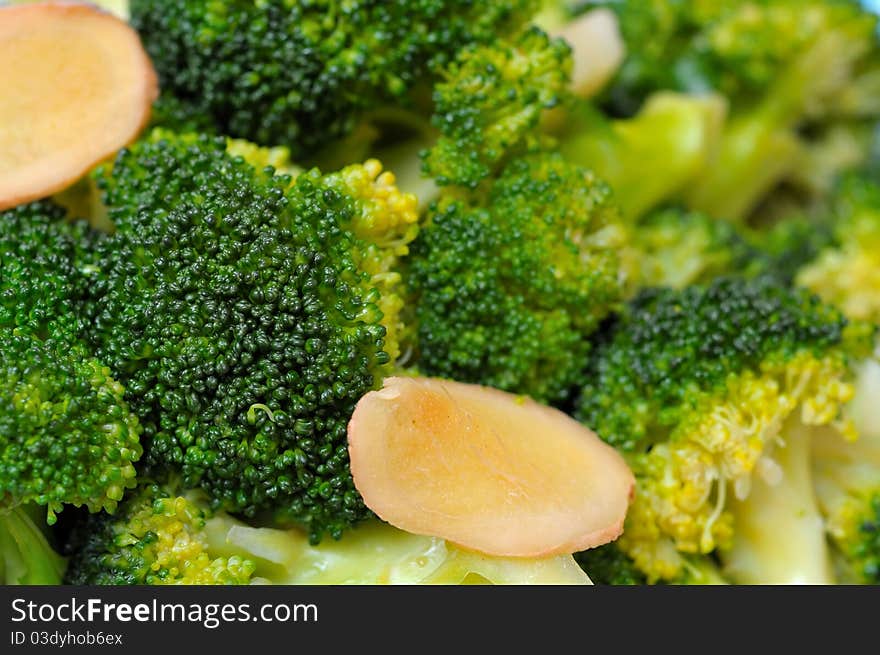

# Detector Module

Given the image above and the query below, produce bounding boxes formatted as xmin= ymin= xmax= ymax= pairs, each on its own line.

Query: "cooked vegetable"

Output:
xmin=594 ymin=0 xmax=880 ymax=221
xmin=65 ymin=480 xmax=591 ymax=584
xmin=130 ymin=0 xmax=540 ymax=159
xmin=0 ymin=1 xmax=156 ymax=210
xmin=348 ymin=376 xmax=634 ymax=558
xmin=85 ymin=130 xmax=417 ymax=541
xmin=575 ymin=276 xmax=870 ymax=583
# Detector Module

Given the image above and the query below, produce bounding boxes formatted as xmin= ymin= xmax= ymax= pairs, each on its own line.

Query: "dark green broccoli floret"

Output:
xmin=575 ymin=276 xmax=870 ymax=582
xmin=422 ymin=26 xmax=572 ymax=188
xmin=86 ymin=130 xmax=418 ymax=541
xmin=131 ymin=0 xmax=539 ymax=158
xmin=408 ymin=151 xmax=626 ymax=404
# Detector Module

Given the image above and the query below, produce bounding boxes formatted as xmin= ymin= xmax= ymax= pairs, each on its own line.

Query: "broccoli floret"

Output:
xmin=407 ymin=151 xmax=626 ymax=404
xmin=423 ymin=27 xmax=572 ymax=189
xmin=66 ymin=482 xmax=589 ymax=585
xmin=575 ymin=276 xmax=869 ymax=582
xmin=131 ymin=0 xmax=540 ymax=158
xmin=813 ymin=418 xmax=880 ymax=583
xmin=86 ymin=130 xmax=418 ymax=541
xmin=557 ymin=92 xmax=726 ymax=221
xmin=575 ymin=542 xmax=728 ymax=585
xmin=0 ymin=204 xmax=143 ymax=516
xmin=0 ymin=202 xmax=143 ymax=582
xmin=631 ymin=208 xmax=757 ymax=289
xmin=796 ymin=174 xmax=880 ymax=324
xmin=751 ymin=216 xmax=838 ymax=285
xmin=64 ymin=482 xmax=256 ymax=585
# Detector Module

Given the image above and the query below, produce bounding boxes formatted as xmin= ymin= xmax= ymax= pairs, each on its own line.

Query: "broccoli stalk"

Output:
xmin=0 ymin=505 xmax=66 ymax=585
xmin=722 ymin=417 xmax=835 ymax=584
xmin=557 ymin=92 xmax=727 ymax=221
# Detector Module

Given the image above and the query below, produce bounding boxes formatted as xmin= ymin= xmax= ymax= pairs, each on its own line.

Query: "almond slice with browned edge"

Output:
xmin=0 ymin=1 xmax=157 ymax=211
xmin=348 ymin=376 xmax=635 ymax=558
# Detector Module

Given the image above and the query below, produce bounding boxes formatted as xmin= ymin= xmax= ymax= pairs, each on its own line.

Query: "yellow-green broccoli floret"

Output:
xmin=64 ymin=483 xmax=256 ymax=585
xmin=575 ymin=276 xmax=870 ymax=582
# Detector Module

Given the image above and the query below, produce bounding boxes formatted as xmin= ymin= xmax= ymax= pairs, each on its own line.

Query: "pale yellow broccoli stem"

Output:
xmin=722 ymin=417 xmax=835 ymax=584
xmin=206 ymin=519 xmax=591 ymax=585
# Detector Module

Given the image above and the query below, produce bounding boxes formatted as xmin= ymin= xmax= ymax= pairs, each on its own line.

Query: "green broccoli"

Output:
xmin=63 ymin=482 xmax=256 ymax=585
xmin=593 ymin=0 xmax=880 ymax=221
xmin=575 ymin=276 xmax=870 ymax=583
xmin=130 ymin=0 xmax=540 ymax=159
xmin=407 ymin=151 xmax=626 ymax=405
xmin=796 ymin=174 xmax=880 ymax=323
xmin=778 ymin=173 xmax=880 ymax=583
xmin=575 ymin=542 xmax=728 ymax=585
xmin=85 ymin=130 xmax=418 ymax=541
xmin=65 ymin=480 xmax=590 ymax=585
xmin=423 ymin=26 xmax=572 ymax=189
xmin=0 ymin=201 xmax=145 ymax=584
xmin=630 ymin=208 xmax=757 ymax=289
xmin=811 ymin=357 xmax=880 ymax=584
xmin=0 ymin=505 xmax=66 ymax=585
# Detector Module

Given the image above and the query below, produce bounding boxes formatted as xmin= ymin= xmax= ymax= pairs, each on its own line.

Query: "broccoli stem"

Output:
xmin=850 ymin=355 xmax=880 ymax=442
xmin=722 ymin=418 xmax=835 ymax=584
xmin=560 ymin=92 xmax=726 ymax=221
xmin=0 ymin=505 xmax=67 ymax=585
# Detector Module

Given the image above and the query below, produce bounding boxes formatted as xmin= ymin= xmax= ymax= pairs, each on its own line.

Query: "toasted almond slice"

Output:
xmin=0 ymin=1 xmax=157 ymax=210
xmin=348 ymin=376 xmax=634 ymax=558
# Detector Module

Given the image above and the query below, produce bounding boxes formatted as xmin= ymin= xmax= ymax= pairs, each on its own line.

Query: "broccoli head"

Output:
xmin=408 ymin=151 xmax=626 ymax=404
xmin=87 ymin=130 xmax=418 ymax=541
xmin=630 ymin=207 xmax=757 ymax=289
xmin=575 ymin=276 xmax=869 ymax=582
xmin=64 ymin=482 xmax=256 ymax=585
xmin=423 ymin=26 xmax=572 ymax=189
xmin=131 ymin=0 xmax=540 ymax=158
xmin=0 ymin=201 xmax=143 ymax=583
xmin=796 ymin=174 xmax=880 ymax=324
